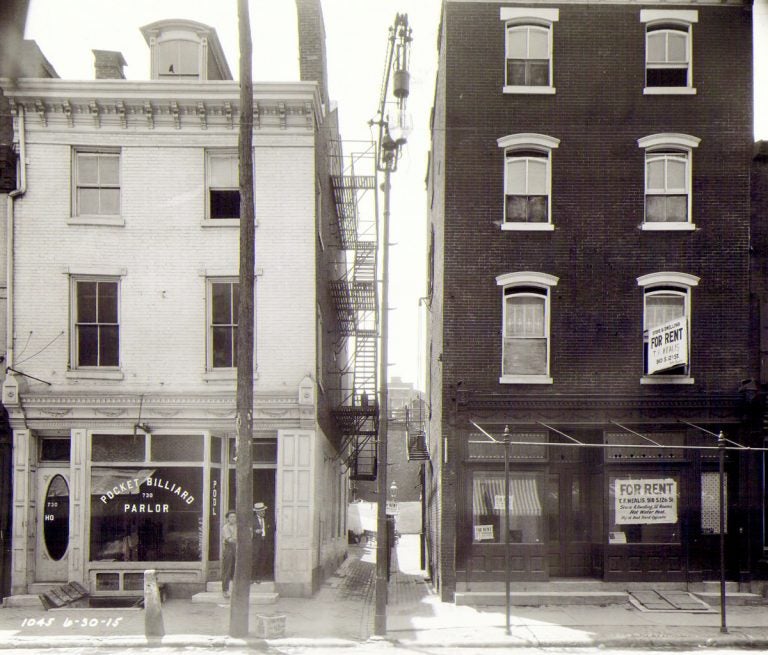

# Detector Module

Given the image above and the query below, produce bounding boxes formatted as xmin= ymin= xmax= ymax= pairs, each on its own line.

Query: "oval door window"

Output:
xmin=43 ymin=475 xmax=70 ymax=561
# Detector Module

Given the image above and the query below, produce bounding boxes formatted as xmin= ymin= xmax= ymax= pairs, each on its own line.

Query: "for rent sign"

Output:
xmin=648 ymin=317 xmax=687 ymax=374
xmin=615 ymin=478 xmax=678 ymax=524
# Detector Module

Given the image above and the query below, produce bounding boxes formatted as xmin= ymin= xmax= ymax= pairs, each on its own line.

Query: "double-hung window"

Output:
xmin=72 ymin=278 xmax=120 ymax=369
xmin=641 ymin=10 xmax=698 ymax=94
xmin=638 ymin=134 xmax=699 ymax=231
xmin=501 ymin=8 xmax=558 ymax=94
xmin=208 ymin=279 xmax=239 ymax=369
xmin=498 ymin=134 xmax=559 ymax=230
xmin=638 ymin=272 xmax=699 ymax=383
xmin=73 ymin=150 xmax=120 ymax=217
xmin=497 ymin=272 xmax=558 ymax=384
xmin=206 ymin=151 xmax=240 ymax=221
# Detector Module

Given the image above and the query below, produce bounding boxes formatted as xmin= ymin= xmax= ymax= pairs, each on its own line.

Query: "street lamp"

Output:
xmin=373 ymin=13 xmax=412 ymax=638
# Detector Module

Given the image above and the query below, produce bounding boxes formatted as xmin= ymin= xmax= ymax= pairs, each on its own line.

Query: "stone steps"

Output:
xmin=191 ymin=581 xmax=278 ymax=605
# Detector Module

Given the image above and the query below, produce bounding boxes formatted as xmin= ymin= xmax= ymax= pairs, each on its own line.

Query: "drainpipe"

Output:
xmin=6 ymin=103 xmax=25 ymax=372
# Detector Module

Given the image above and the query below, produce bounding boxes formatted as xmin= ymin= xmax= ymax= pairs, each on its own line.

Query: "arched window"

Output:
xmin=637 ymin=272 xmax=699 ymax=383
xmin=641 ymin=10 xmax=698 ymax=94
xmin=501 ymin=8 xmax=559 ymax=94
xmin=638 ymin=133 xmax=700 ymax=230
xmin=498 ymin=134 xmax=559 ymax=231
xmin=496 ymin=272 xmax=558 ymax=383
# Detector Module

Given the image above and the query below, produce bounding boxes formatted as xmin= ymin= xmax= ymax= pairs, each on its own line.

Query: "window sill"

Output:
xmin=68 ymin=215 xmax=125 ymax=227
xmin=66 ymin=369 xmax=124 ymax=380
xmin=641 ymin=223 xmax=696 ymax=232
xmin=499 ymin=375 xmax=553 ymax=385
xmin=640 ymin=375 xmax=694 ymax=385
xmin=643 ymin=87 xmax=697 ymax=96
xmin=201 ymin=219 xmax=241 ymax=228
xmin=503 ymin=86 xmax=556 ymax=95
xmin=501 ymin=223 xmax=554 ymax=232
xmin=202 ymin=370 xmax=259 ymax=382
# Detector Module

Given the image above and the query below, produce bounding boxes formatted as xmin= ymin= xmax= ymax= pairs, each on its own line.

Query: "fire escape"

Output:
xmin=330 ymin=141 xmax=380 ymax=480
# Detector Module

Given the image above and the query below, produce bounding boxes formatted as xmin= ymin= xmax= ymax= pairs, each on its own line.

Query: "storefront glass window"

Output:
xmin=608 ymin=473 xmax=680 ymax=544
xmin=472 ymin=471 xmax=544 ymax=544
xmin=89 ymin=465 xmax=202 ymax=562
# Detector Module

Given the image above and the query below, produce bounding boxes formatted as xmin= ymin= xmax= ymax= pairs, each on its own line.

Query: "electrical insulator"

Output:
xmin=393 ymin=70 xmax=410 ymax=99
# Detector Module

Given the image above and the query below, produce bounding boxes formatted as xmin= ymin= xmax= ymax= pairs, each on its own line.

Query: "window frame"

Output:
xmin=71 ymin=149 xmax=123 ymax=226
xmin=69 ymin=275 xmax=121 ymax=374
xmin=205 ymin=150 xmax=240 ymax=225
xmin=496 ymin=272 xmax=559 ymax=384
xmin=497 ymin=134 xmax=559 ymax=231
xmin=637 ymin=272 xmax=699 ymax=384
xmin=641 ymin=10 xmax=698 ymax=95
xmin=638 ymin=133 xmax=700 ymax=231
xmin=156 ymin=37 xmax=202 ymax=80
xmin=500 ymin=8 xmax=559 ymax=95
xmin=207 ymin=278 xmax=239 ymax=372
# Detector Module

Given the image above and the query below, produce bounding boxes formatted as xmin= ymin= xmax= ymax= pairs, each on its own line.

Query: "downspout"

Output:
xmin=6 ymin=103 xmax=25 ymax=372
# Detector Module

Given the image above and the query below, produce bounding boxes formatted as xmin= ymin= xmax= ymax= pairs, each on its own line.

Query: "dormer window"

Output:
xmin=141 ymin=19 xmax=233 ymax=82
xmin=158 ymin=39 xmax=200 ymax=79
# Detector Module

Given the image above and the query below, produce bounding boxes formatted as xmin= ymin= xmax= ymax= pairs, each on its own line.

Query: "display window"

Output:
xmin=471 ymin=471 xmax=544 ymax=544
xmin=607 ymin=472 xmax=680 ymax=544
xmin=89 ymin=433 xmax=204 ymax=562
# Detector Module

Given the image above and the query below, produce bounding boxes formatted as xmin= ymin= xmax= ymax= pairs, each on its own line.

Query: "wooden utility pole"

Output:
xmin=229 ymin=0 xmax=255 ymax=638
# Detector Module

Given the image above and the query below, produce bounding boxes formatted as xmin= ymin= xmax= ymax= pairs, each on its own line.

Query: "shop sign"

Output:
xmin=493 ymin=494 xmax=513 ymax=511
xmin=615 ymin=478 xmax=677 ymax=524
xmin=474 ymin=524 xmax=494 ymax=541
xmin=648 ymin=317 xmax=687 ymax=374
xmin=386 ymin=501 xmax=398 ymax=515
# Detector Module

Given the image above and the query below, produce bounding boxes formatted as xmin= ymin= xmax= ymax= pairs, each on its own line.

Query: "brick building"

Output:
xmin=0 ymin=2 xmax=373 ymax=601
xmin=425 ymin=0 xmax=761 ymax=602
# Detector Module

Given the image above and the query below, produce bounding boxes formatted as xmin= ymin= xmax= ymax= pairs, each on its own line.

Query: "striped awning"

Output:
xmin=472 ymin=477 xmax=542 ymax=516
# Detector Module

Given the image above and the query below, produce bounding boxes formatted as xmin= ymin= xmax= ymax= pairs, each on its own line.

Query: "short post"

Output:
xmin=144 ymin=569 xmax=165 ymax=637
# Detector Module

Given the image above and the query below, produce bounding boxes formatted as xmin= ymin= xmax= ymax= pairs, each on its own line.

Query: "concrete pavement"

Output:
xmin=2 ymin=535 xmax=768 ymax=649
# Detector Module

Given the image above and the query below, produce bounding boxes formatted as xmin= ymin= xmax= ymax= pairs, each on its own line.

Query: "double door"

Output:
xmin=546 ymin=463 xmax=594 ymax=577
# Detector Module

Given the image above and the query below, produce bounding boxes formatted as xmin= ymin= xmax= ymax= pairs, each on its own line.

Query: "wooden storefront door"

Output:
xmin=546 ymin=466 xmax=593 ymax=577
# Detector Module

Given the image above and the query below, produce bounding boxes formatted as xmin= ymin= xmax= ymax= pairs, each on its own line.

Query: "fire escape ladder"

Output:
xmin=329 ymin=142 xmax=381 ymax=480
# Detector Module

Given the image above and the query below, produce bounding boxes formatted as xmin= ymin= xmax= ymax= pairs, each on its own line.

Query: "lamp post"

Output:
xmin=503 ymin=426 xmax=511 ymax=635
xmin=718 ymin=430 xmax=728 ymax=633
xmin=373 ymin=13 xmax=412 ymax=638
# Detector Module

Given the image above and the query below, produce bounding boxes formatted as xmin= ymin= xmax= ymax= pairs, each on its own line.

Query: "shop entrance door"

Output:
xmin=546 ymin=465 xmax=593 ymax=577
xmin=228 ymin=468 xmax=276 ymax=581
xmin=35 ymin=468 xmax=71 ymax=582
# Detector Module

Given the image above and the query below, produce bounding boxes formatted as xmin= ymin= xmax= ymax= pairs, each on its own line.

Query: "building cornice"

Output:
xmin=449 ymin=0 xmax=746 ymax=5
xmin=0 ymin=79 xmax=322 ymax=131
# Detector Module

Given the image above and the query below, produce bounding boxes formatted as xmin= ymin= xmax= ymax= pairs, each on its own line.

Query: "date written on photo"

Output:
xmin=21 ymin=617 xmax=124 ymax=628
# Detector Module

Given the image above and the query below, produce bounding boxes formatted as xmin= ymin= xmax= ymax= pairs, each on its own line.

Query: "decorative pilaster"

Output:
xmin=11 ymin=429 xmax=32 ymax=595
xmin=68 ymin=429 xmax=87 ymax=583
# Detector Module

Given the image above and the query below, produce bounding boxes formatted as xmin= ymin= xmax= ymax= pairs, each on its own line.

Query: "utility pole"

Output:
xmin=229 ymin=0 xmax=255 ymax=638
xmin=372 ymin=13 xmax=412 ymax=637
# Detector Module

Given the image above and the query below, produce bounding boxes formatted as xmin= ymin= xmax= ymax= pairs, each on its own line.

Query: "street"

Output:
xmin=0 ymin=647 xmax=761 ymax=655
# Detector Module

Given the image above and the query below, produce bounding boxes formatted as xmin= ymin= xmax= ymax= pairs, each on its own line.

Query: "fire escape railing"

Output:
xmin=329 ymin=141 xmax=380 ymax=480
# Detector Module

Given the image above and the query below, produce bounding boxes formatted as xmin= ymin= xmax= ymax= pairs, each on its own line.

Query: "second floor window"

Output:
xmin=74 ymin=151 xmax=120 ymax=216
xmin=209 ymin=280 xmax=239 ymax=369
xmin=505 ymin=150 xmax=549 ymax=224
xmin=73 ymin=279 xmax=119 ymax=368
xmin=645 ymin=150 xmax=689 ymax=223
xmin=207 ymin=151 xmax=240 ymax=219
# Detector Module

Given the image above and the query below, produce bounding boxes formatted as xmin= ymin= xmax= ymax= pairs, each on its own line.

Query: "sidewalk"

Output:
xmin=2 ymin=535 xmax=768 ymax=649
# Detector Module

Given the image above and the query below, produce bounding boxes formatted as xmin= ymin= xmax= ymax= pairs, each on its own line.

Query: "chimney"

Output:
xmin=295 ymin=0 xmax=331 ymax=109
xmin=93 ymin=50 xmax=126 ymax=80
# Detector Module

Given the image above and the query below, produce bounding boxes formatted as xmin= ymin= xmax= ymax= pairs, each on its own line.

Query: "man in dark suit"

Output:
xmin=251 ymin=502 xmax=270 ymax=583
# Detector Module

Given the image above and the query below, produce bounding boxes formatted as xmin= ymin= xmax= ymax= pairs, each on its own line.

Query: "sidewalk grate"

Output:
xmin=629 ymin=589 xmax=714 ymax=613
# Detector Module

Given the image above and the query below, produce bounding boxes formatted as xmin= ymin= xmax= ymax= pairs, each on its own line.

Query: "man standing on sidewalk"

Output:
xmin=221 ymin=510 xmax=237 ymax=598
xmin=252 ymin=502 xmax=269 ymax=583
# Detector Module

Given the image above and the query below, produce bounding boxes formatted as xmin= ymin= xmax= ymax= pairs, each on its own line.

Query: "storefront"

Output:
xmin=458 ymin=423 xmax=750 ymax=585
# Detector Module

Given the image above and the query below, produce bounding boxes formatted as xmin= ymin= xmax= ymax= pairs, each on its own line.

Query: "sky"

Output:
xmin=23 ymin=0 xmax=768 ymax=391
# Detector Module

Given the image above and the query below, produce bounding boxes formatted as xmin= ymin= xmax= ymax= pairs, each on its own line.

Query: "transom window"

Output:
xmin=638 ymin=272 xmax=699 ymax=383
xmin=74 ymin=151 xmax=120 ymax=216
xmin=207 ymin=151 xmax=240 ymax=220
xmin=497 ymin=272 xmax=558 ymax=384
xmin=157 ymin=39 xmax=200 ymax=79
xmin=208 ymin=280 xmax=239 ymax=369
xmin=638 ymin=134 xmax=699 ymax=230
xmin=72 ymin=278 xmax=120 ymax=368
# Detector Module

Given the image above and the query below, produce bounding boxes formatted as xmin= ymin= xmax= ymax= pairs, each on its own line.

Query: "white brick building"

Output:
xmin=0 ymin=11 xmax=361 ymax=601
